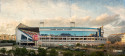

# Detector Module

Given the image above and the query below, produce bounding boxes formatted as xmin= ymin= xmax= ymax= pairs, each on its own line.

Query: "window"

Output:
xmin=80 ymin=38 xmax=83 ymax=40
xmin=95 ymin=38 xmax=97 ymax=40
xmin=101 ymin=39 xmax=103 ymax=40
xmin=75 ymin=38 xmax=79 ymax=40
xmin=84 ymin=38 xmax=87 ymax=40
xmin=92 ymin=38 xmax=94 ymax=40
xmin=71 ymin=38 xmax=74 ymax=40
xmin=51 ymin=38 xmax=54 ymax=40
xmin=63 ymin=38 xmax=66 ymax=40
xmin=21 ymin=34 xmax=27 ymax=40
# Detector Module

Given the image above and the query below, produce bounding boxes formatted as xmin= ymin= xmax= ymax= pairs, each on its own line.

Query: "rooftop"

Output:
xmin=40 ymin=27 xmax=98 ymax=29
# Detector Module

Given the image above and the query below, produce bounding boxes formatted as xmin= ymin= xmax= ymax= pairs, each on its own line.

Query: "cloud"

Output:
xmin=106 ymin=6 xmax=125 ymax=20
xmin=90 ymin=13 xmax=120 ymax=26
xmin=1 ymin=0 xmax=90 ymax=19
xmin=0 ymin=0 xmax=91 ymax=34
xmin=22 ymin=13 xmax=119 ymax=27
xmin=0 ymin=18 xmax=19 ymax=34
xmin=0 ymin=0 xmax=124 ymax=37
xmin=104 ymin=24 xmax=122 ymax=37
xmin=21 ymin=16 xmax=91 ymax=27
xmin=102 ymin=6 xmax=125 ymax=36
xmin=116 ymin=20 xmax=125 ymax=26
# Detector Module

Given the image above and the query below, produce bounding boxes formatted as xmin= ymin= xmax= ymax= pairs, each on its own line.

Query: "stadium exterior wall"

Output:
xmin=16 ymin=25 xmax=107 ymax=46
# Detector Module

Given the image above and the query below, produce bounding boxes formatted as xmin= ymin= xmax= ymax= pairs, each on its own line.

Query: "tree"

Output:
xmin=0 ymin=48 xmax=6 ymax=55
xmin=28 ymin=50 xmax=36 ymax=56
xmin=7 ymin=50 xmax=13 ymax=56
xmin=21 ymin=47 xmax=28 ymax=56
xmin=76 ymin=43 xmax=81 ymax=46
xmin=13 ymin=47 xmax=28 ymax=56
xmin=90 ymin=51 xmax=104 ymax=56
xmin=49 ymin=49 xmax=58 ymax=56
xmin=13 ymin=47 xmax=21 ymax=56
xmin=75 ymin=51 xmax=85 ymax=56
xmin=113 ymin=42 xmax=123 ymax=49
xmin=63 ymin=51 xmax=73 ymax=56
xmin=98 ymin=44 xmax=104 ymax=49
xmin=38 ymin=48 xmax=47 ymax=56
xmin=90 ymin=51 xmax=97 ymax=56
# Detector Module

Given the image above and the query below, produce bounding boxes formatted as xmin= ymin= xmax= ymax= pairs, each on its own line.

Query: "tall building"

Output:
xmin=16 ymin=23 xmax=107 ymax=46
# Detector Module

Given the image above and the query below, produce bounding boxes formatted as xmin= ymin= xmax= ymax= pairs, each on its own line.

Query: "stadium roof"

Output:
xmin=40 ymin=27 xmax=98 ymax=29
xmin=17 ymin=23 xmax=39 ymax=32
xmin=17 ymin=23 xmax=29 ymax=28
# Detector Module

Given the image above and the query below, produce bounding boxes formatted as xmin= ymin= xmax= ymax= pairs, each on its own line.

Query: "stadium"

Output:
xmin=16 ymin=23 xmax=107 ymax=47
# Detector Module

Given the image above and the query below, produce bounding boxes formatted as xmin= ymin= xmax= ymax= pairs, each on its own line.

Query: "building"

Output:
xmin=0 ymin=34 xmax=16 ymax=40
xmin=16 ymin=23 xmax=107 ymax=46
xmin=109 ymin=33 xmax=125 ymax=44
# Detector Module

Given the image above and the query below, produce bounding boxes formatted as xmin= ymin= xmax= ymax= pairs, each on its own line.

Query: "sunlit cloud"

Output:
xmin=0 ymin=0 xmax=124 ymax=37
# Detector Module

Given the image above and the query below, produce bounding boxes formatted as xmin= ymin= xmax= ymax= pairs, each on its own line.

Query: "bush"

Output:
xmin=75 ymin=51 xmax=85 ymax=56
xmin=0 ymin=48 xmax=6 ymax=55
xmin=90 ymin=51 xmax=104 ymax=56
xmin=49 ymin=49 xmax=58 ymax=56
xmin=28 ymin=50 xmax=36 ymax=56
xmin=76 ymin=43 xmax=81 ymax=46
xmin=13 ymin=47 xmax=28 ymax=56
xmin=7 ymin=50 xmax=13 ymax=56
xmin=38 ymin=48 xmax=47 ymax=56
xmin=63 ymin=51 xmax=73 ymax=56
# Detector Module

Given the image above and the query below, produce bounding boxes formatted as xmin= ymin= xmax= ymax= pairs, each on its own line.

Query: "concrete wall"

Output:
xmin=41 ymin=42 xmax=106 ymax=47
xmin=39 ymin=40 xmax=106 ymax=47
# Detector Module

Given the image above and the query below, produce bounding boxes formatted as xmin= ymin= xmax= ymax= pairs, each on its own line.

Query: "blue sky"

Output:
xmin=0 ymin=0 xmax=125 ymax=37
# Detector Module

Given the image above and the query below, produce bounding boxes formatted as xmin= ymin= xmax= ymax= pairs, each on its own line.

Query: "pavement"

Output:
xmin=0 ymin=46 xmax=12 ymax=51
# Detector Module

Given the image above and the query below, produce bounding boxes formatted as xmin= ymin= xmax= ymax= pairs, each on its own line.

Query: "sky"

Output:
xmin=0 ymin=0 xmax=125 ymax=37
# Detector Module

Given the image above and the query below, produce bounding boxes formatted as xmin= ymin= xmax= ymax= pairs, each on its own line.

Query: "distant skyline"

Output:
xmin=0 ymin=0 xmax=125 ymax=37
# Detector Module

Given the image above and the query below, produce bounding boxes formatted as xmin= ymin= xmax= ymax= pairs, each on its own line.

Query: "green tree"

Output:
xmin=49 ymin=49 xmax=58 ymax=56
xmin=76 ymin=43 xmax=81 ymax=46
xmin=90 ymin=51 xmax=104 ymax=56
xmin=13 ymin=47 xmax=20 ymax=56
xmin=63 ymin=51 xmax=73 ymax=56
xmin=0 ymin=48 xmax=6 ymax=55
xmin=90 ymin=52 xmax=97 ymax=56
xmin=7 ymin=50 xmax=13 ymax=56
xmin=75 ymin=51 xmax=85 ymax=56
xmin=13 ymin=47 xmax=28 ymax=56
xmin=28 ymin=50 xmax=36 ymax=56
xmin=38 ymin=48 xmax=47 ymax=56
xmin=21 ymin=47 xmax=28 ymax=56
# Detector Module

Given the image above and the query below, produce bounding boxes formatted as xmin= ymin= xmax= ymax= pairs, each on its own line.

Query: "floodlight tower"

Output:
xmin=39 ymin=22 xmax=44 ymax=27
xmin=70 ymin=22 xmax=75 ymax=27
xmin=69 ymin=0 xmax=75 ymax=27
xmin=39 ymin=22 xmax=44 ymax=47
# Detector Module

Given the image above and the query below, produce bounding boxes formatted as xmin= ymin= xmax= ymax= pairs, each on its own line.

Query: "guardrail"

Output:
xmin=0 ymin=43 xmax=13 ymax=46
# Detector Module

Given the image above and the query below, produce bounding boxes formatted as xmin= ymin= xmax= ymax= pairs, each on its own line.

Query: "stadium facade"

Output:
xmin=16 ymin=23 xmax=107 ymax=46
